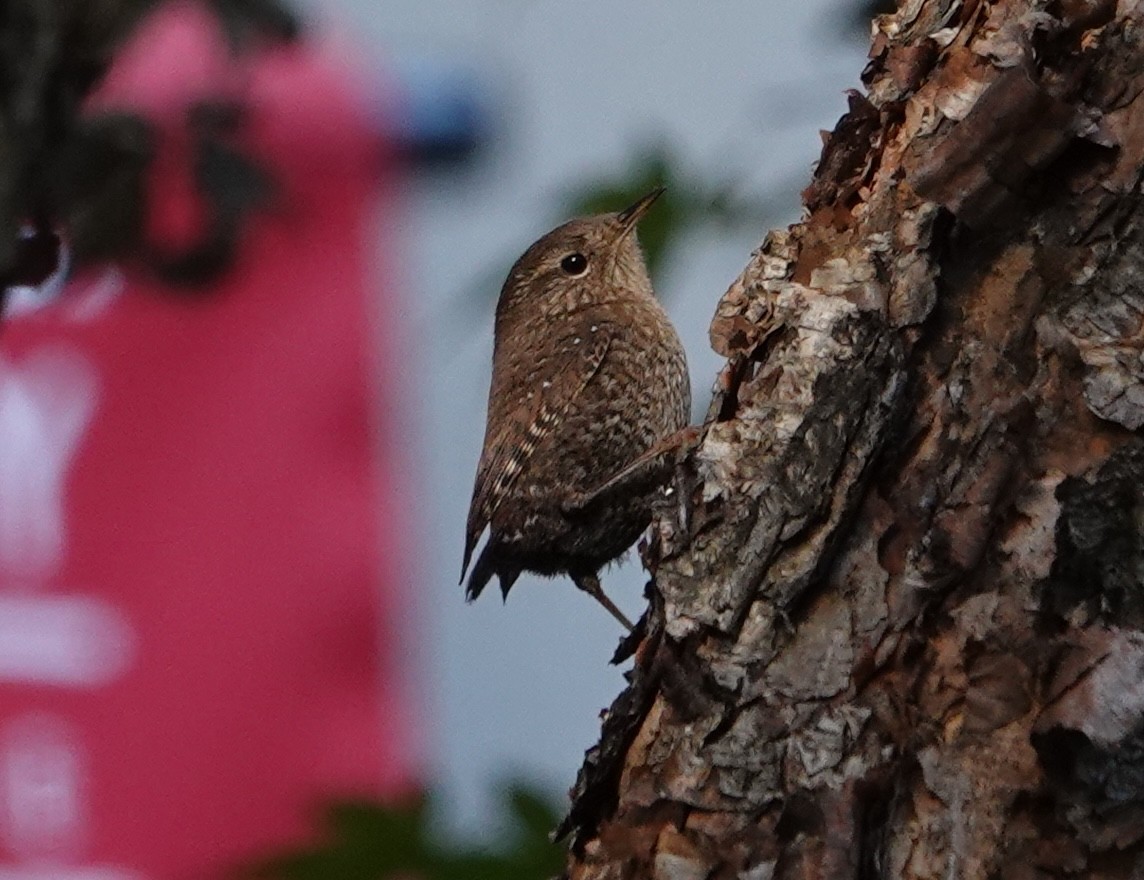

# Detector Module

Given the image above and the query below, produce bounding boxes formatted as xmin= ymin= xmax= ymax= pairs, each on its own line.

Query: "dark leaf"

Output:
xmin=250 ymin=783 xmax=566 ymax=880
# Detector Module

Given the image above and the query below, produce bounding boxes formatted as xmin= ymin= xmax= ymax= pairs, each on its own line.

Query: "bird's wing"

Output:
xmin=461 ymin=327 xmax=612 ymax=581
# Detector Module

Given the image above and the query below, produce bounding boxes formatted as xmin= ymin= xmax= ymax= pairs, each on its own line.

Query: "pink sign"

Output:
xmin=0 ymin=4 xmax=413 ymax=877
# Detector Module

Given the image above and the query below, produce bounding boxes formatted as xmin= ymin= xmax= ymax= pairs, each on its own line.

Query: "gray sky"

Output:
xmin=302 ymin=0 xmax=869 ymax=834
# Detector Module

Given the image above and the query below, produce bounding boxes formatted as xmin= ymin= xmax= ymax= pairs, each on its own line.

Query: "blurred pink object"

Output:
xmin=0 ymin=1 xmax=414 ymax=877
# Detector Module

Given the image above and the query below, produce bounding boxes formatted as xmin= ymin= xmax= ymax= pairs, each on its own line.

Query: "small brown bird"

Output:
xmin=461 ymin=188 xmax=690 ymax=627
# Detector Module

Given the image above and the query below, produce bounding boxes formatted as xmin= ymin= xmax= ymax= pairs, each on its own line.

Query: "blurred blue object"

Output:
xmin=390 ymin=54 xmax=491 ymax=166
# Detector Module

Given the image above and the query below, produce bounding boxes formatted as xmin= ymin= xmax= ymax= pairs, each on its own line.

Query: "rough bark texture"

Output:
xmin=561 ymin=2 xmax=1144 ymax=878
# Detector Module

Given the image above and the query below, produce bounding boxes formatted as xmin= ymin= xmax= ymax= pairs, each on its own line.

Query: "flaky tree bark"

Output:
xmin=560 ymin=2 xmax=1144 ymax=878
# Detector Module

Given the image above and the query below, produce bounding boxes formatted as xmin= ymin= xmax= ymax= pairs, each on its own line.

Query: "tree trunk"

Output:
xmin=560 ymin=2 xmax=1144 ymax=878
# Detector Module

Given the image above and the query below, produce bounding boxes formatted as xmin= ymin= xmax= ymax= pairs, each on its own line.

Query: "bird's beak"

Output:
xmin=617 ymin=187 xmax=665 ymax=234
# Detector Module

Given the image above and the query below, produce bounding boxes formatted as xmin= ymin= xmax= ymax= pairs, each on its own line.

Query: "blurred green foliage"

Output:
xmin=0 ymin=0 xmax=296 ymax=310
xmin=562 ymin=141 xmax=768 ymax=282
xmin=248 ymin=783 xmax=566 ymax=880
xmin=841 ymin=0 xmax=898 ymax=38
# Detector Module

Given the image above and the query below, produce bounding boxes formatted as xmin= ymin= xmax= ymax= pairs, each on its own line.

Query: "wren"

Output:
xmin=460 ymin=188 xmax=690 ymax=628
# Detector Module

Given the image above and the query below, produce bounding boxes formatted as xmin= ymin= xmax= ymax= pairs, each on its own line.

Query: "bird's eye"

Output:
xmin=560 ymin=253 xmax=589 ymax=276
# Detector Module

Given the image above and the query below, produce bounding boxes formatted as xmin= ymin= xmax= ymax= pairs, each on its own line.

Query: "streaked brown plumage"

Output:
xmin=460 ymin=188 xmax=690 ymax=626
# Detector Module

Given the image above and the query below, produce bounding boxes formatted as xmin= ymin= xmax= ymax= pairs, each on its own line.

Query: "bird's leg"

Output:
xmin=572 ymin=572 xmax=634 ymax=631
xmin=563 ymin=426 xmax=702 ymax=514
xmin=673 ymin=452 xmax=693 ymax=537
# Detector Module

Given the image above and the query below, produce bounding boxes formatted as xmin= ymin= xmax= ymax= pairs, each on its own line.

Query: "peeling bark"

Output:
xmin=563 ymin=2 xmax=1144 ymax=878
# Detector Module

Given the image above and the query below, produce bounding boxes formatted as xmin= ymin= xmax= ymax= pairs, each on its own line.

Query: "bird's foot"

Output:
xmin=562 ymin=426 xmax=702 ymax=514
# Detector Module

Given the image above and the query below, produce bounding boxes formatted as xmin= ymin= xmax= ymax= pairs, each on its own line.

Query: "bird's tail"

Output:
xmin=465 ymin=541 xmax=520 ymax=602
